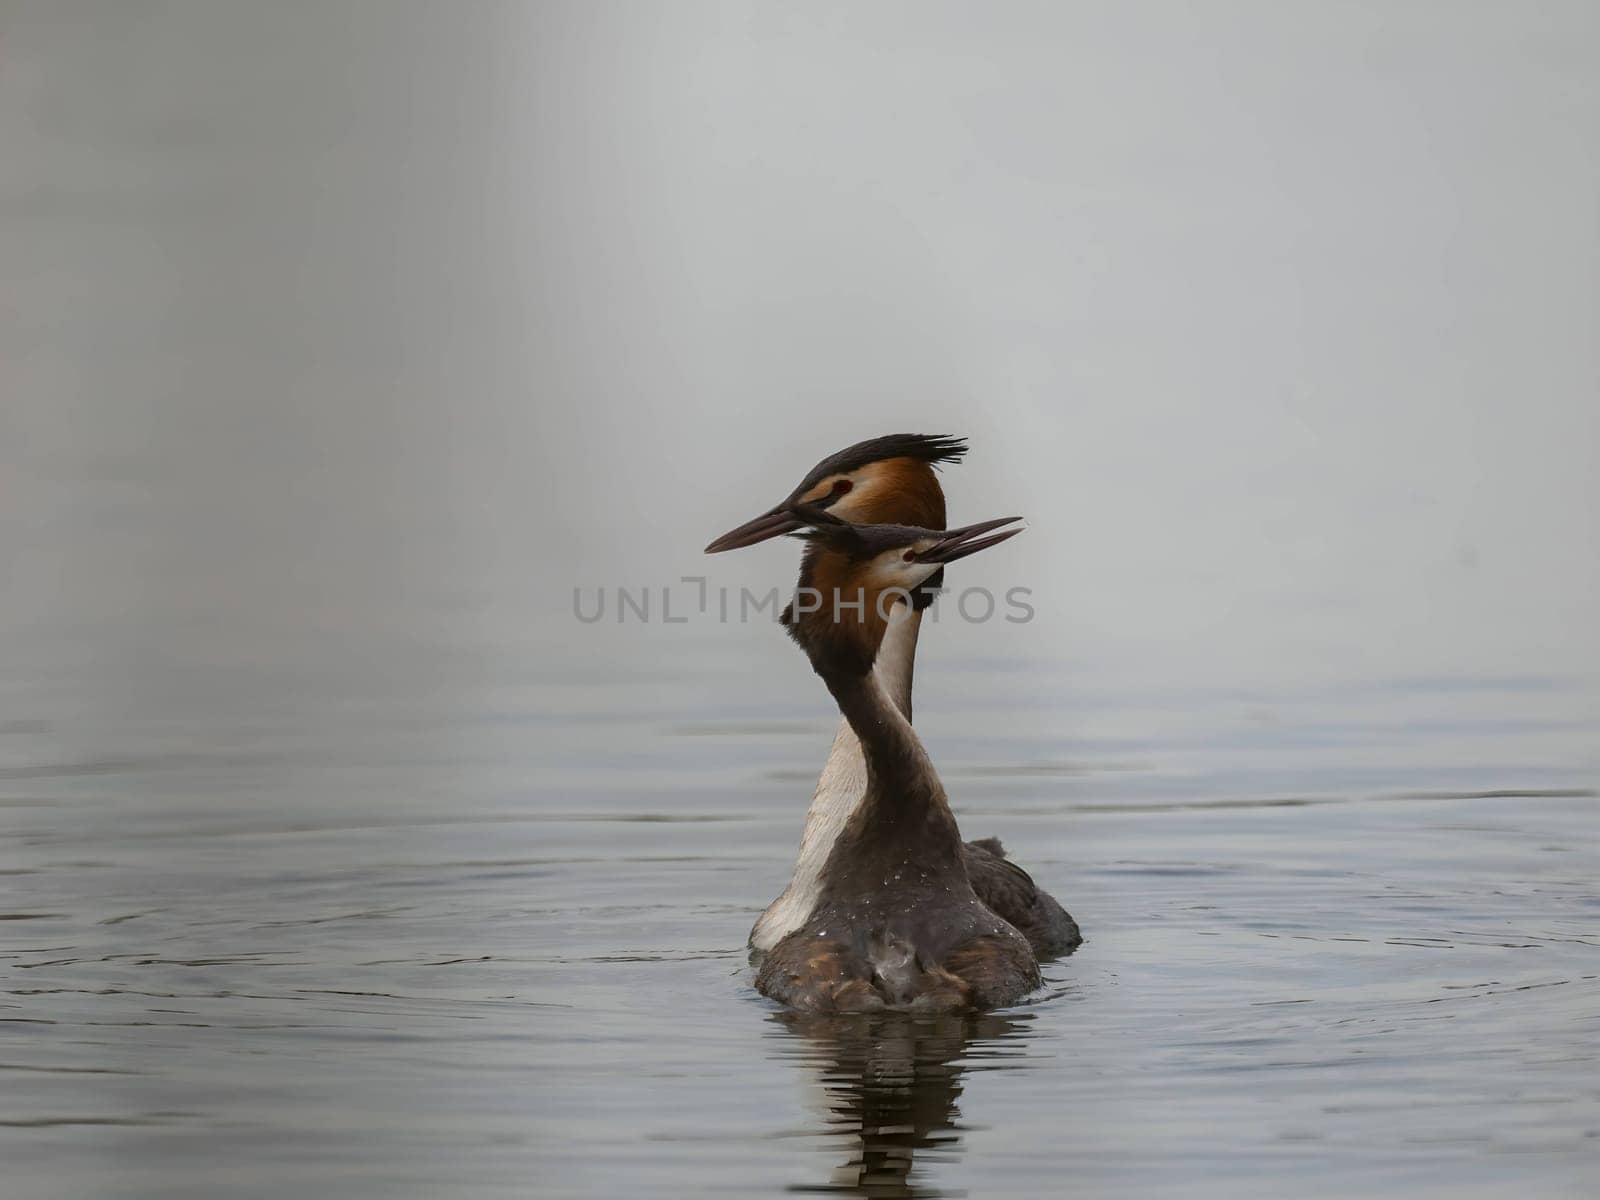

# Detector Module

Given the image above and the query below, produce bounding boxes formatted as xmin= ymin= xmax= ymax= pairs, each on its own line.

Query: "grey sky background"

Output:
xmin=3 ymin=2 xmax=1596 ymax=706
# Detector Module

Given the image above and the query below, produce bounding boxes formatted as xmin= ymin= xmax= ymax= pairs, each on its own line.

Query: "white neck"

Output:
xmin=749 ymin=607 xmax=923 ymax=951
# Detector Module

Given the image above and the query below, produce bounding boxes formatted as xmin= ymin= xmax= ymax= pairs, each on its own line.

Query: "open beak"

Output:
xmin=704 ymin=505 xmax=806 ymax=553
xmin=915 ymin=516 xmax=1025 ymax=564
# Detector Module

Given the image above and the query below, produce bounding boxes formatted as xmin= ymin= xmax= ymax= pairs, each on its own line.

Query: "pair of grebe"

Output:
xmin=706 ymin=434 xmax=1079 ymax=1013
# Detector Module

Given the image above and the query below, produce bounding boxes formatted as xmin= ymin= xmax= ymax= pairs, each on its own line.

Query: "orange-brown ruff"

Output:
xmin=793 ymin=547 xmax=901 ymax=669
xmin=755 ymin=523 xmax=1042 ymax=1012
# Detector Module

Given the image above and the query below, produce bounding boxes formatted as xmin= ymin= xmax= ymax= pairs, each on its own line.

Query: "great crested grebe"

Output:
xmin=754 ymin=518 xmax=1041 ymax=1012
xmin=706 ymin=435 xmax=1080 ymax=958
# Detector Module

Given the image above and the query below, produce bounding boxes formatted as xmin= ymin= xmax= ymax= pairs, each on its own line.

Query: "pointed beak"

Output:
xmin=915 ymin=516 xmax=1025 ymax=564
xmin=703 ymin=505 xmax=807 ymax=553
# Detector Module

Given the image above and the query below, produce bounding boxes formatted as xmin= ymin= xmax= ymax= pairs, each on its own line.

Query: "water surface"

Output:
xmin=2 ymin=632 xmax=1596 ymax=1198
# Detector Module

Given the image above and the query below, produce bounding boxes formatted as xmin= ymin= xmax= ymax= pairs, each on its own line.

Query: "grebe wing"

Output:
xmin=961 ymin=838 xmax=1082 ymax=959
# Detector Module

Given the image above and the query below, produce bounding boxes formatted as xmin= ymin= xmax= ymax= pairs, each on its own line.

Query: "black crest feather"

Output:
xmin=791 ymin=434 xmax=967 ymax=498
xmin=791 ymin=521 xmax=935 ymax=557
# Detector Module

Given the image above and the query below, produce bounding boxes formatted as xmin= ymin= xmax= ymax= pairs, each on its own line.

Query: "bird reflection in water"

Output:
xmin=768 ymin=1010 xmax=1035 ymax=1198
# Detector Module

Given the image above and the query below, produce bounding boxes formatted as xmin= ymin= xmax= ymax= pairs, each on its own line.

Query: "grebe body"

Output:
xmin=754 ymin=520 xmax=1041 ymax=1012
xmin=709 ymin=435 xmax=1081 ymax=959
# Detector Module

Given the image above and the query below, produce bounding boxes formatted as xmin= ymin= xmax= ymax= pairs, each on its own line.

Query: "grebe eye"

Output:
xmin=832 ymin=478 xmax=853 ymax=496
xmin=902 ymin=550 xmax=916 ymax=563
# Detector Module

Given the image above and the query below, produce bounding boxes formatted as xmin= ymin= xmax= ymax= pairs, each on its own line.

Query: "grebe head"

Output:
xmin=703 ymin=434 xmax=967 ymax=554
xmin=781 ymin=517 xmax=1023 ymax=677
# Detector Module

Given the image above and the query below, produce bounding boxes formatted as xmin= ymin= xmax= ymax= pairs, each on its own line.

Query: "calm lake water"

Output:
xmin=2 ymin=624 xmax=1596 ymax=1198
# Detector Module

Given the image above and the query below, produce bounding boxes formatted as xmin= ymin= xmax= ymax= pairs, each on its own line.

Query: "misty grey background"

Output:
xmin=2 ymin=3 xmax=1597 ymax=1199
xmin=6 ymin=1 xmax=1596 ymax=689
